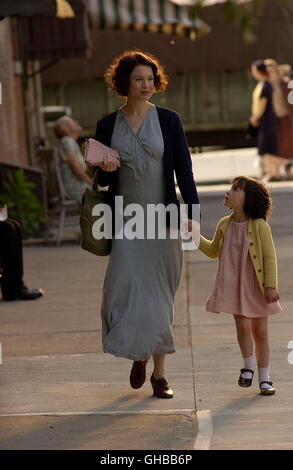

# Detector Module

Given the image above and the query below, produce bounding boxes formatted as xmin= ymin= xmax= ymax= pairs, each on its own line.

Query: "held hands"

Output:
xmin=265 ymin=287 xmax=280 ymax=303
xmin=180 ymin=219 xmax=200 ymax=246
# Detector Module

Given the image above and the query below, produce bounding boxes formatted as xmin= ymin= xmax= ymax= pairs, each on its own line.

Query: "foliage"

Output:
xmin=0 ymin=169 xmax=46 ymax=236
xmin=191 ymin=0 xmax=292 ymax=44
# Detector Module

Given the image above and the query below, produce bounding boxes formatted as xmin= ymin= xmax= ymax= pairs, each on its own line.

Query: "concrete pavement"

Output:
xmin=0 ymin=147 xmax=292 ymax=450
xmin=0 ymin=244 xmax=196 ymax=450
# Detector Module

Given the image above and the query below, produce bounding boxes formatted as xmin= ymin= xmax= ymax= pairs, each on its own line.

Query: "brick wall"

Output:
xmin=0 ymin=18 xmax=30 ymax=166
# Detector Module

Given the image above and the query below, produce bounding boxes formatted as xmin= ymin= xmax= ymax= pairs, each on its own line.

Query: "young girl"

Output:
xmin=199 ymin=176 xmax=281 ymax=395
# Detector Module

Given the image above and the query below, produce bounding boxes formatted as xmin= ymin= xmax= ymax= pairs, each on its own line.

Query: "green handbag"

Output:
xmin=79 ymin=178 xmax=112 ymax=256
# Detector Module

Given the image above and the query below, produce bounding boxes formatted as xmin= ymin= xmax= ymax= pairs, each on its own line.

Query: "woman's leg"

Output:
xmin=264 ymin=153 xmax=287 ymax=179
xmin=152 ymin=354 xmax=166 ymax=379
xmin=151 ymin=354 xmax=173 ymax=398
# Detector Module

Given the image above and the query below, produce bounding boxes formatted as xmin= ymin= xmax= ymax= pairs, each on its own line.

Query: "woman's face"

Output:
xmin=127 ymin=65 xmax=155 ymax=101
xmin=251 ymin=65 xmax=265 ymax=81
xmin=266 ymin=64 xmax=280 ymax=84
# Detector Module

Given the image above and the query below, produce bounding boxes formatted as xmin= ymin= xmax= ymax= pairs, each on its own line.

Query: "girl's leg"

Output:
xmin=233 ymin=315 xmax=255 ymax=383
xmin=251 ymin=317 xmax=274 ymax=392
xmin=251 ymin=317 xmax=269 ymax=367
xmin=233 ymin=315 xmax=254 ymax=358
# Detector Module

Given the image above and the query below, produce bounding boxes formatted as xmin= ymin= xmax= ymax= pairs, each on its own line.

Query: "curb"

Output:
xmin=197 ymin=181 xmax=293 ymax=198
xmin=193 ymin=410 xmax=213 ymax=451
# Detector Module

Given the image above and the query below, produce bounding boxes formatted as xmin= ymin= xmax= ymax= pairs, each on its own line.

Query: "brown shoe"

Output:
xmin=130 ymin=360 xmax=147 ymax=389
xmin=150 ymin=373 xmax=173 ymax=398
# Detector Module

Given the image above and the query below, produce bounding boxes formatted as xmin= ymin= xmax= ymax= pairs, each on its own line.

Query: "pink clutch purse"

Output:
xmin=84 ymin=138 xmax=120 ymax=168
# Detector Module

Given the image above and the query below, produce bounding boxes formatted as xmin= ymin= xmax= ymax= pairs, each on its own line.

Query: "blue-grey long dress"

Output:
xmin=101 ymin=105 xmax=183 ymax=361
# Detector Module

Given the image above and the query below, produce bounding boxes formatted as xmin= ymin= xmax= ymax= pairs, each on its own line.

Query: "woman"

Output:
xmin=250 ymin=60 xmax=284 ymax=181
xmin=95 ymin=50 xmax=199 ymax=398
xmin=54 ymin=116 xmax=93 ymax=201
xmin=265 ymin=60 xmax=293 ymax=180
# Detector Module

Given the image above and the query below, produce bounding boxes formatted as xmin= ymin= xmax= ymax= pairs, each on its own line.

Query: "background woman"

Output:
xmin=95 ymin=50 xmax=199 ymax=398
xmin=250 ymin=60 xmax=284 ymax=181
xmin=265 ymin=59 xmax=293 ymax=180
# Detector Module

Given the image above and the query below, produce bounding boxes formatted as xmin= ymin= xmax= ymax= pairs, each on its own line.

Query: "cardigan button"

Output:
xmin=253 ymin=255 xmax=257 ymax=259
xmin=250 ymin=242 xmax=253 ymax=246
xmin=258 ymin=269 xmax=262 ymax=272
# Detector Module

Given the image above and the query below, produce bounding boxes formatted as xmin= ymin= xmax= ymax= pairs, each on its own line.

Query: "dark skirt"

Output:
xmin=258 ymin=120 xmax=279 ymax=156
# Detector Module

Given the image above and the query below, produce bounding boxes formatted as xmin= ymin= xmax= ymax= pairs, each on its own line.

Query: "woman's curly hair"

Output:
xmin=104 ymin=49 xmax=169 ymax=97
xmin=231 ymin=176 xmax=272 ymax=221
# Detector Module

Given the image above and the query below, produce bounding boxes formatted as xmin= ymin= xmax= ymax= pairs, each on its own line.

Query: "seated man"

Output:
xmin=53 ymin=116 xmax=93 ymax=202
xmin=0 ymin=216 xmax=44 ymax=301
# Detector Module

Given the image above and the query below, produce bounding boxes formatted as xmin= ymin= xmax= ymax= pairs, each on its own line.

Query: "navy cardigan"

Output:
xmin=95 ymin=106 xmax=199 ymax=220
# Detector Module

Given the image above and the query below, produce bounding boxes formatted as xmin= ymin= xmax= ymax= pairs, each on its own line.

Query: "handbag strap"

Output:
xmin=92 ymin=169 xmax=99 ymax=191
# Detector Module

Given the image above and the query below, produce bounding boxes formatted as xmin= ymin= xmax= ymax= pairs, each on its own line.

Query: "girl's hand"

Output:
xmin=265 ymin=287 xmax=280 ymax=303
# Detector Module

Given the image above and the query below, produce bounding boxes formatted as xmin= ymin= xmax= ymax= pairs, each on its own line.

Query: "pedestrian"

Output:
xmin=265 ymin=59 xmax=293 ymax=180
xmin=250 ymin=60 xmax=284 ymax=181
xmin=0 ymin=215 xmax=44 ymax=301
xmin=198 ymin=176 xmax=281 ymax=395
xmin=53 ymin=116 xmax=93 ymax=202
xmin=95 ymin=49 xmax=199 ymax=398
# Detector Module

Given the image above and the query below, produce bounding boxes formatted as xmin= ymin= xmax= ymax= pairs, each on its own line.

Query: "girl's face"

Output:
xmin=224 ymin=185 xmax=246 ymax=211
xmin=128 ymin=65 xmax=155 ymax=101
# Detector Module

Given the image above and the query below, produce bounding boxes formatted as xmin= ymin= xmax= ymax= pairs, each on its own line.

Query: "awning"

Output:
xmin=3 ymin=0 xmax=210 ymax=63
xmin=0 ymin=0 xmax=75 ymax=19
xmin=8 ymin=1 xmax=91 ymax=61
xmin=86 ymin=0 xmax=211 ymax=40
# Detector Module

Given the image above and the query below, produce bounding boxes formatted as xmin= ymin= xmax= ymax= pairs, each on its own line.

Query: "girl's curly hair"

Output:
xmin=231 ymin=176 xmax=272 ymax=221
xmin=104 ymin=49 xmax=169 ymax=97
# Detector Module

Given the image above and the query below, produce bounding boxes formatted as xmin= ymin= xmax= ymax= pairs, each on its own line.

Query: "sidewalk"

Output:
xmin=0 ymin=245 xmax=196 ymax=450
xmin=0 ymin=148 xmax=292 ymax=450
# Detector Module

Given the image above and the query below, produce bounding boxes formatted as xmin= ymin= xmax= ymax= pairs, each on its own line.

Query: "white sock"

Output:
xmin=258 ymin=366 xmax=271 ymax=388
xmin=241 ymin=355 xmax=255 ymax=379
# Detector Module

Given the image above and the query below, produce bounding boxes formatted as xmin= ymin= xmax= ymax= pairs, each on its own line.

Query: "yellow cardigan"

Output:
xmin=199 ymin=214 xmax=278 ymax=295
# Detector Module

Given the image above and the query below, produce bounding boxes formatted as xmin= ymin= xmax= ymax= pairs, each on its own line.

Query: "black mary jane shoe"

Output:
xmin=238 ymin=368 xmax=254 ymax=387
xmin=259 ymin=381 xmax=275 ymax=395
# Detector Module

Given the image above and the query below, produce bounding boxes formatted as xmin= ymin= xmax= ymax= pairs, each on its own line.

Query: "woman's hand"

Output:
xmin=180 ymin=219 xmax=200 ymax=246
xmin=249 ymin=115 xmax=259 ymax=127
xmin=100 ymin=157 xmax=120 ymax=172
xmin=265 ymin=287 xmax=280 ymax=303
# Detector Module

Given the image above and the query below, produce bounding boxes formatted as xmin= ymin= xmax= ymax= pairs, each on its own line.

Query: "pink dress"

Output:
xmin=206 ymin=220 xmax=282 ymax=317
